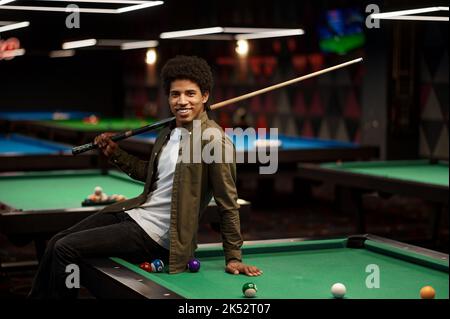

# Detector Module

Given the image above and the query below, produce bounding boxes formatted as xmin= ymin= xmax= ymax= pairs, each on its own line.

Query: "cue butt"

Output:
xmin=72 ymin=142 xmax=97 ymax=155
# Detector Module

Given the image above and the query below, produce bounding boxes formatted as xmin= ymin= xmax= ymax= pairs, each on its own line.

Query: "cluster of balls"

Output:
xmin=139 ymin=259 xmax=165 ymax=273
xmin=83 ymin=114 xmax=99 ymax=124
xmin=88 ymin=186 xmax=126 ymax=203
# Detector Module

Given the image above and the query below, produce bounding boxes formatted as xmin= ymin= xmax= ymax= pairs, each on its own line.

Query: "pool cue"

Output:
xmin=72 ymin=116 xmax=176 ymax=155
xmin=209 ymin=57 xmax=363 ymax=110
xmin=72 ymin=57 xmax=363 ymax=155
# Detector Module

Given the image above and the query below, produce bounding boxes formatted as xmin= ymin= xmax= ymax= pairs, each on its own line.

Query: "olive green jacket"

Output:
xmin=101 ymin=111 xmax=243 ymax=273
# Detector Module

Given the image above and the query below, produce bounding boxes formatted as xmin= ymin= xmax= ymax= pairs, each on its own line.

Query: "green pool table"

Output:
xmin=80 ymin=235 xmax=449 ymax=299
xmin=296 ymin=160 xmax=449 ymax=241
xmin=0 ymin=134 xmax=98 ymax=171
xmin=0 ymin=169 xmax=250 ymax=263
xmin=24 ymin=117 xmax=157 ymax=145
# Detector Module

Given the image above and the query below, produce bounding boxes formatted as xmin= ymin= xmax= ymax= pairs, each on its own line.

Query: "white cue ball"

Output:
xmin=244 ymin=288 xmax=257 ymax=298
xmin=331 ymin=283 xmax=346 ymax=298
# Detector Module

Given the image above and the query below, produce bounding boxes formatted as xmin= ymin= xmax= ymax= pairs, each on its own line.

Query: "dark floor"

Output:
xmin=0 ymin=183 xmax=448 ymax=299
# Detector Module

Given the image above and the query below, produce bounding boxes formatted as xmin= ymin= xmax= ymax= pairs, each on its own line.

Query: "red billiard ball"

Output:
xmin=187 ymin=258 xmax=201 ymax=272
xmin=139 ymin=261 xmax=152 ymax=272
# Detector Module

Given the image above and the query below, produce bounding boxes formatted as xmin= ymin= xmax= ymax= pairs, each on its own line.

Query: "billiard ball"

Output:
xmin=187 ymin=258 xmax=201 ymax=272
xmin=151 ymin=259 xmax=164 ymax=272
xmin=242 ymin=282 xmax=257 ymax=298
xmin=84 ymin=115 xmax=99 ymax=124
xmin=94 ymin=186 xmax=103 ymax=194
xmin=331 ymin=283 xmax=346 ymax=298
xmin=420 ymin=286 xmax=435 ymax=299
xmin=139 ymin=261 xmax=152 ymax=272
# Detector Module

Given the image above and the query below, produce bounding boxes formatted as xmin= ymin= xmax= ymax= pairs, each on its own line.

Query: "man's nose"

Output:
xmin=178 ymin=94 xmax=188 ymax=105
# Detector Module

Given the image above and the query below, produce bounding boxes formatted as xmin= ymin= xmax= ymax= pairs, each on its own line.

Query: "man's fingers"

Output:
xmin=94 ymin=133 xmax=115 ymax=150
xmin=226 ymin=263 xmax=262 ymax=277
xmin=245 ymin=266 xmax=262 ymax=276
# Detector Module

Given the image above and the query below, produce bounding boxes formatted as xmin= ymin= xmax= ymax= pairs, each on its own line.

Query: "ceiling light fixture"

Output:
xmin=370 ymin=6 xmax=449 ymax=21
xmin=62 ymin=39 xmax=97 ymax=49
xmin=160 ymin=27 xmax=305 ymax=40
xmin=235 ymin=29 xmax=304 ymax=40
xmin=0 ymin=21 xmax=29 ymax=33
xmin=160 ymin=27 xmax=224 ymax=39
xmin=121 ymin=40 xmax=158 ymax=50
xmin=0 ymin=0 xmax=163 ymax=14
xmin=50 ymin=49 xmax=75 ymax=58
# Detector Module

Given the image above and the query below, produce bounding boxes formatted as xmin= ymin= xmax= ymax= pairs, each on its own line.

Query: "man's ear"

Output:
xmin=202 ymin=91 xmax=210 ymax=104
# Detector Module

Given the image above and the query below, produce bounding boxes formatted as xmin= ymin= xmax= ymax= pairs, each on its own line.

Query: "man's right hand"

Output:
xmin=94 ymin=132 xmax=118 ymax=157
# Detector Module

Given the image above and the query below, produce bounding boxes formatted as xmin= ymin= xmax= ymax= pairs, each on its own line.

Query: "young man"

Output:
xmin=29 ymin=55 xmax=261 ymax=299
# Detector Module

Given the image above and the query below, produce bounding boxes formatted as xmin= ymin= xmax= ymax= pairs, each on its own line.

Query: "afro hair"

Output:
xmin=161 ymin=55 xmax=214 ymax=95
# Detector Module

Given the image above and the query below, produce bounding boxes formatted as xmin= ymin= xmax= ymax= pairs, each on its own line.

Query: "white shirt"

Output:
xmin=126 ymin=128 xmax=182 ymax=249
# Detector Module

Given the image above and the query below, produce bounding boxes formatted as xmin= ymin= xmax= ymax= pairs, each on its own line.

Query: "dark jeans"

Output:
xmin=28 ymin=211 xmax=169 ymax=299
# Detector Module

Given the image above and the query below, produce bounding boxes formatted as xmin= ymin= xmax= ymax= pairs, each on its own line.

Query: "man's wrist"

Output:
xmin=227 ymin=258 xmax=242 ymax=264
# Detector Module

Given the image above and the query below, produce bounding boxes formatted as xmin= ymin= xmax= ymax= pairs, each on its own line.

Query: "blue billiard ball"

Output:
xmin=187 ymin=258 xmax=201 ymax=272
xmin=151 ymin=259 xmax=164 ymax=272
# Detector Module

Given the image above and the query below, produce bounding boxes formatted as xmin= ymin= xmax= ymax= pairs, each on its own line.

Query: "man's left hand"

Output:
xmin=226 ymin=261 xmax=263 ymax=276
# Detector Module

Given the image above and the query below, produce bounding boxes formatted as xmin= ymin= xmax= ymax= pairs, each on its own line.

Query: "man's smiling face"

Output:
xmin=169 ymin=79 xmax=209 ymax=126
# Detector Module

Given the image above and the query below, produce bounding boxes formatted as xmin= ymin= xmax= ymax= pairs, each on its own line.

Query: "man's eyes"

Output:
xmin=171 ymin=92 xmax=196 ymax=97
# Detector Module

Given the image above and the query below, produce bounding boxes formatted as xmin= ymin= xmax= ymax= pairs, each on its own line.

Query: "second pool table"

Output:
xmin=0 ymin=134 xmax=98 ymax=171
xmin=80 ymin=234 xmax=449 ymax=299
xmin=0 ymin=111 xmax=95 ymax=134
xmin=296 ymin=160 xmax=449 ymax=241
xmin=0 ymin=169 xmax=250 ymax=262
xmin=121 ymin=132 xmax=380 ymax=199
xmin=24 ymin=117 xmax=157 ymax=145
xmin=122 ymin=132 xmax=379 ymax=165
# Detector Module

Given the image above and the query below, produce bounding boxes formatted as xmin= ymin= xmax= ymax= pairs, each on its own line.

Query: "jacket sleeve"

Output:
xmin=109 ymin=147 xmax=149 ymax=182
xmin=208 ymin=135 xmax=243 ymax=264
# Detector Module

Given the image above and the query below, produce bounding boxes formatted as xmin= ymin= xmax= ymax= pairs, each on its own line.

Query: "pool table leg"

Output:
xmin=350 ymin=188 xmax=366 ymax=234
xmin=430 ymin=202 xmax=444 ymax=246
xmin=335 ymin=186 xmax=366 ymax=234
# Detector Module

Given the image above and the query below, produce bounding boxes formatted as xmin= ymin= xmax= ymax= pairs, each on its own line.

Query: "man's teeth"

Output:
xmin=177 ymin=109 xmax=190 ymax=114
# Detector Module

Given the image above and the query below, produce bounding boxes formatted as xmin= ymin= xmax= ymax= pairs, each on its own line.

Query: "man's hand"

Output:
xmin=94 ymin=132 xmax=118 ymax=157
xmin=226 ymin=261 xmax=263 ymax=276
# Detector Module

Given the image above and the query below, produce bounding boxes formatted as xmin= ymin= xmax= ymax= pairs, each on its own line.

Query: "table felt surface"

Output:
xmin=39 ymin=118 xmax=157 ymax=131
xmin=111 ymin=238 xmax=449 ymax=299
xmin=0 ymin=170 xmax=143 ymax=210
xmin=0 ymin=111 xmax=94 ymax=121
xmin=132 ymin=132 xmax=360 ymax=151
xmin=0 ymin=134 xmax=71 ymax=155
xmin=321 ymin=160 xmax=449 ymax=187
